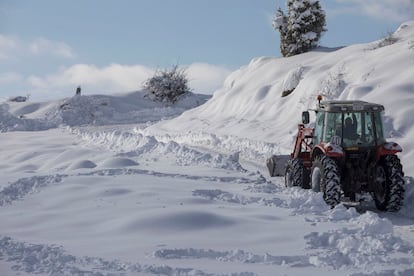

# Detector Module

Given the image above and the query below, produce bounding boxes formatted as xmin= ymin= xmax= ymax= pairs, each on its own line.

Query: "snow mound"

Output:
xmin=357 ymin=212 xmax=394 ymax=235
xmin=329 ymin=204 xmax=359 ymax=221
xmin=284 ymin=188 xmax=330 ymax=214
xmin=67 ymin=160 xmax=97 ymax=170
xmin=99 ymin=157 xmax=138 ymax=168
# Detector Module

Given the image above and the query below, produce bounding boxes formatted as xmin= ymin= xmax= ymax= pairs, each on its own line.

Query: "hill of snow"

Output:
xmin=0 ymin=90 xmax=210 ymax=131
xmin=146 ymin=21 xmax=414 ymax=176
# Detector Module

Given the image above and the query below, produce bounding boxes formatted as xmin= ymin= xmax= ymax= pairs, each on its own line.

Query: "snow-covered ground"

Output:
xmin=1 ymin=22 xmax=414 ymax=276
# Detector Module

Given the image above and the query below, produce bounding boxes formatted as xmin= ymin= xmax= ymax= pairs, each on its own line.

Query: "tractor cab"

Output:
xmin=309 ymin=101 xmax=385 ymax=149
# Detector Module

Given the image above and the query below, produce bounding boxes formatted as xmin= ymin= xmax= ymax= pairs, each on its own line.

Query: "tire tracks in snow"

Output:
xmin=0 ymin=168 xmax=261 ymax=207
xmin=154 ymin=248 xmax=311 ymax=267
xmin=0 ymin=168 xmax=263 ymax=275
xmin=152 ymin=210 xmax=414 ymax=273
xmin=0 ymin=174 xmax=66 ymax=206
xmin=192 ymin=185 xmax=331 ymax=216
xmin=0 ymin=236 xmax=217 ymax=276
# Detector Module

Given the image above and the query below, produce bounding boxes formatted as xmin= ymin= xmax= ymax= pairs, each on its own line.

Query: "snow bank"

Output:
xmin=146 ymin=21 xmax=414 ymax=176
xmin=73 ymin=128 xmax=246 ymax=172
xmin=135 ymin=129 xmax=282 ymax=166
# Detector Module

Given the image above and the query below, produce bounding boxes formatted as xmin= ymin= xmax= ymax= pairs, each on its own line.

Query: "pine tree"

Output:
xmin=273 ymin=0 xmax=326 ymax=57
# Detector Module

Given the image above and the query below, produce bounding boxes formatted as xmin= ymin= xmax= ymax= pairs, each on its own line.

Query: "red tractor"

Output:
xmin=267 ymin=98 xmax=405 ymax=211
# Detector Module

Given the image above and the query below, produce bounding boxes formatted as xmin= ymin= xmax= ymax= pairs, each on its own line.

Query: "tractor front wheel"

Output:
xmin=311 ymin=155 xmax=341 ymax=208
xmin=285 ymin=158 xmax=307 ymax=188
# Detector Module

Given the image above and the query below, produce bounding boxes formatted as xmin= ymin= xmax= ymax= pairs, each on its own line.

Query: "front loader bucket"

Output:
xmin=266 ymin=155 xmax=290 ymax=177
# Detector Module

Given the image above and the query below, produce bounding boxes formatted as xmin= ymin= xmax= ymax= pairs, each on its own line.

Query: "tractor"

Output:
xmin=267 ymin=97 xmax=405 ymax=211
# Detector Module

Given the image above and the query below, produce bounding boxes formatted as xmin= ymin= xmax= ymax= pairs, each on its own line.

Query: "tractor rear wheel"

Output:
xmin=311 ymin=155 xmax=341 ymax=208
xmin=372 ymin=155 xmax=405 ymax=212
xmin=285 ymin=158 xmax=307 ymax=188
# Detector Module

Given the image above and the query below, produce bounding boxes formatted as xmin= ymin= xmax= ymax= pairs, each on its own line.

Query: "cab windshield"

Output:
xmin=322 ymin=111 xmax=383 ymax=147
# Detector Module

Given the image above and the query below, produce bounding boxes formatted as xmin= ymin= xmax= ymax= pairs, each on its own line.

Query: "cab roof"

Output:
xmin=317 ymin=100 xmax=385 ymax=113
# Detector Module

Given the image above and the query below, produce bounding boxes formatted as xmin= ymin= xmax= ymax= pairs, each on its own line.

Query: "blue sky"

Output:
xmin=1 ymin=0 xmax=413 ymax=100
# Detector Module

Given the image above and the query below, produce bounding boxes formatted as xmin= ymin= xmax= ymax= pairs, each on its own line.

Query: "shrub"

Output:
xmin=144 ymin=65 xmax=190 ymax=104
xmin=377 ymin=32 xmax=398 ymax=48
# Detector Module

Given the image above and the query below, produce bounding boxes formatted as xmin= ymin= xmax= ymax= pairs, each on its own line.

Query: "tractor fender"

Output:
xmin=311 ymin=145 xmax=325 ymax=160
xmin=376 ymin=142 xmax=402 ymax=160
xmin=311 ymin=143 xmax=345 ymax=160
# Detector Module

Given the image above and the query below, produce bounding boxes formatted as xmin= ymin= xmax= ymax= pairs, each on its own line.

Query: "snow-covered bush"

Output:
xmin=377 ymin=32 xmax=398 ymax=48
xmin=273 ymin=0 xmax=326 ymax=57
xmin=144 ymin=65 xmax=190 ymax=104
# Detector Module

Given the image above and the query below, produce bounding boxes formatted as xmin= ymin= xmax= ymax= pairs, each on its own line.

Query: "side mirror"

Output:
xmin=302 ymin=111 xmax=310 ymax=124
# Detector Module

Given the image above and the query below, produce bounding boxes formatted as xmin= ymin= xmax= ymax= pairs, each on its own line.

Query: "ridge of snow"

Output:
xmin=0 ymin=90 xmax=209 ymax=131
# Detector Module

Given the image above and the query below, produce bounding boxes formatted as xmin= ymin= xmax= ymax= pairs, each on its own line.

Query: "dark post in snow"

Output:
xmin=76 ymin=86 xmax=81 ymax=96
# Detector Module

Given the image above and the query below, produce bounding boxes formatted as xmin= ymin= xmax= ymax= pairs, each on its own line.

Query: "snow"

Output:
xmin=1 ymin=22 xmax=414 ymax=276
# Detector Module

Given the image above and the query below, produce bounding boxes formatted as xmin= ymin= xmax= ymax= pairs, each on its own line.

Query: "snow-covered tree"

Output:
xmin=143 ymin=65 xmax=190 ymax=104
xmin=273 ymin=0 xmax=326 ymax=57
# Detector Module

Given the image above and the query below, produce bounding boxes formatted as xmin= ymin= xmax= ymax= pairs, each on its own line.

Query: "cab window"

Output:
xmin=314 ymin=111 xmax=325 ymax=144
xmin=323 ymin=112 xmax=342 ymax=143
xmin=374 ymin=112 xmax=386 ymax=145
xmin=342 ymin=112 xmax=376 ymax=147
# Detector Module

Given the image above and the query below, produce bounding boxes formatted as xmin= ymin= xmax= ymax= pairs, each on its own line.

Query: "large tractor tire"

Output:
xmin=311 ymin=155 xmax=341 ymax=208
xmin=285 ymin=158 xmax=309 ymax=188
xmin=372 ymin=155 xmax=405 ymax=212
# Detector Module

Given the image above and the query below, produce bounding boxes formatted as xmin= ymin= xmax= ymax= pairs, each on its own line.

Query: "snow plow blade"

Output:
xmin=266 ymin=155 xmax=290 ymax=177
